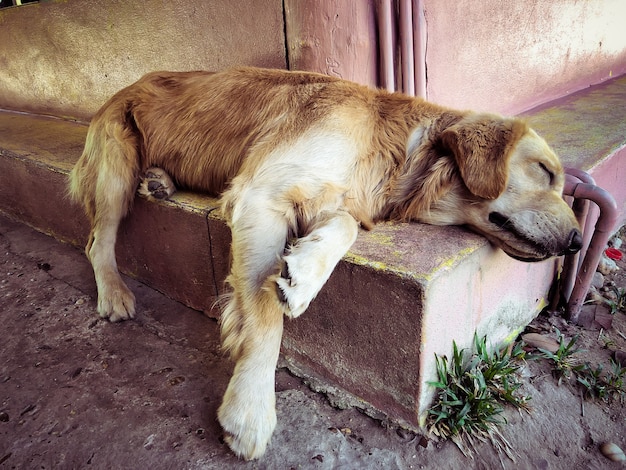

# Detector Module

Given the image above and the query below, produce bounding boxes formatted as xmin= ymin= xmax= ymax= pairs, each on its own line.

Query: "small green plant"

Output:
xmin=530 ymin=328 xmax=583 ymax=384
xmin=529 ymin=329 xmax=626 ymax=402
xmin=610 ymin=286 xmax=626 ymax=314
xmin=576 ymin=363 xmax=607 ymax=399
xmin=597 ymin=286 xmax=626 ymax=314
xmin=475 ymin=339 xmax=529 ymax=409
xmin=577 ymin=359 xmax=626 ymax=402
xmin=604 ymin=359 xmax=626 ymax=401
xmin=427 ymin=334 xmax=529 ymax=460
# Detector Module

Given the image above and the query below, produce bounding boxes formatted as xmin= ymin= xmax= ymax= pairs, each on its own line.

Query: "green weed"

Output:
xmin=427 ymin=334 xmax=529 ymax=461
xmin=529 ymin=328 xmax=626 ymax=402
xmin=529 ymin=328 xmax=583 ymax=385
xmin=576 ymin=359 xmax=626 ymax=402
xmin=608 ymin=286 xmax=626 ymax=314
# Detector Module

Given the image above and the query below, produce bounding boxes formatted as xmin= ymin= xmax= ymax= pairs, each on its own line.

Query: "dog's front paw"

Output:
xmin=218 ymin=386 xmax=276 ymax=460
xmin=275 ymin=253 xmax=324 ymax=319
xmin=138 ymin=167 xmax=176 ymax=200
xmin=97 ymin=279 xmax=136 ymax=322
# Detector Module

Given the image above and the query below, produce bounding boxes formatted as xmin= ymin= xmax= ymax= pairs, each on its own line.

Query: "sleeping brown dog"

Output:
xmin=69 ymin=67 xmax=582 ymax=460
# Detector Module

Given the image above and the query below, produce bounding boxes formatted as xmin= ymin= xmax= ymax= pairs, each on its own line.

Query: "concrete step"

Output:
xmin=524 ymin=74 xmax=626 ymax=225
xmin=0 ymin=74 xmax=625 ymax=429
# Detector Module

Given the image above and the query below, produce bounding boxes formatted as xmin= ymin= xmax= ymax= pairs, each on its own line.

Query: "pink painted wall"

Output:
xmin=589 ymin=146 xmax=626 ymax=232
xmin=1 ymin=0 xmax=625 ymax=119
xmin=286 ymin=0 xmax=626 ymax=115
xmin=423 ymin=0 xmax=626 ymax=114
xmin=284 ymin=0 xmax=378 ymax=86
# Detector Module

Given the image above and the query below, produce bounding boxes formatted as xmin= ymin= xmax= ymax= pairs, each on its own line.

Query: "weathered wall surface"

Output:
xmin=1 ymin=0 xmax=625 ymax=120
xmin=0 ymin=0 xmax=285 ymax=120
xmin=284 ymin=0 xmax=378 ymax=87
xmin=283 ymin=0 xmax=626 ymax=114
xmin=423 ymin=0 xmax=626 ymax=114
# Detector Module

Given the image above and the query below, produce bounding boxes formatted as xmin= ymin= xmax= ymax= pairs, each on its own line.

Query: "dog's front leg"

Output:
xmin=217 ymin=290 xmax=283 ymax=460
xmin=276 ymin=210 xmax=359 ymax=318
xmin=217 ymin=209 xmax=358 ymax=459
xmin=217 ymin=188 xmax=290 ymax=460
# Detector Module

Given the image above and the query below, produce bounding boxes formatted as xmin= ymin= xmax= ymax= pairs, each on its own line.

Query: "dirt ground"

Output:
xmin=1 ymin=213 xmax=625 ymax=469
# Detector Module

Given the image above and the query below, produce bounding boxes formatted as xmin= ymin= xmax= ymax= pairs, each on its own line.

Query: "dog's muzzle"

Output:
xmin=488 ymin=211 xmax=582 ymax=257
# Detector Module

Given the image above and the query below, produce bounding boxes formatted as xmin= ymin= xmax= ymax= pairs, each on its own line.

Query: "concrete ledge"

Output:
xmin=0 ymin=109 xmax=554 ymax=428
xmin=1 ymin=72 xmax=624 ymax=429
xmin=283 ymin=223 xmax=554 ymax=425
xmin=525 ymin=74 xmax=626 ymax=227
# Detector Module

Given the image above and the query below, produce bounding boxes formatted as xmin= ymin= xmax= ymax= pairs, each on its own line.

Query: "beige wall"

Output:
xmin=0 ymin=0 xmax=286 ymax=120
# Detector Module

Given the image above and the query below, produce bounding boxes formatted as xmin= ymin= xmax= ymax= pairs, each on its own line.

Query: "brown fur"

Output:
xmin=68 ymin=66 xmax=581 ymax=460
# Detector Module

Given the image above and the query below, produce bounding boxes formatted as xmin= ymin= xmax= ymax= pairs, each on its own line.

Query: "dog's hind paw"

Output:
xmin=138 ymin=167 xmax=176 ymax=200
xmin=97 ymin=280 xmax=136 ymax=322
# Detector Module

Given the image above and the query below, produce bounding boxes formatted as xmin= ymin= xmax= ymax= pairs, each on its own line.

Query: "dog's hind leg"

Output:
xmin=70 ymin=119 xmax=141 ymax=322
xmin=276 ymin=210 xmax=359 ymax=318
xmin=88 ymin=186 xmax=137 ymax=322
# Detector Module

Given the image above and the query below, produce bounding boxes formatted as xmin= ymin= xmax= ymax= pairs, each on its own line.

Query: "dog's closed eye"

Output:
xmin=538 ymin=162 xmax=555 ymax=185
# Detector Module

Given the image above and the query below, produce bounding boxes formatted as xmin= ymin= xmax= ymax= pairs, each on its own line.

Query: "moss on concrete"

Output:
xmin=524 ymin=75 xmax=626 ymax=170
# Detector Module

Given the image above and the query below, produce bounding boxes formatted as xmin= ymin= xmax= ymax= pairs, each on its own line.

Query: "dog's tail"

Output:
xmin=68 ymin=97 xmax=142 ymax=224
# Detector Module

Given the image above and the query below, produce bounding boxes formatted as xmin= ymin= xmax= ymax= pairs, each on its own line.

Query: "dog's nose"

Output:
xmin=565 ymin=228 xmax=583 ymax=254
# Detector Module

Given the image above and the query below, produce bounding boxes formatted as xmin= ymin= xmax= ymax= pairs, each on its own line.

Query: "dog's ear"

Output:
xmin=440 ymin=115 xmax=528 ymax=199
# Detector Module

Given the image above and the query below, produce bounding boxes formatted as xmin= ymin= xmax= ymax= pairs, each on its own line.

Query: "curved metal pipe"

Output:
xmin=565 ymin=167 xmax=596 ymax=186
xmin=565 ymin=168 xmax=596 ymax=262
xmin=560 ymin=173 xmax=590 ymax=302
xmin=562 ymin=179 xmax=618 ymax=322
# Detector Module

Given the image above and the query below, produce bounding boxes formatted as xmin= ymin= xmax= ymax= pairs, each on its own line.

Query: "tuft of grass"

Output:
xmin=529 ymin=328 xmax=626 ymax=402
xmin=427 ymin=334 xmax=529 ymax=461
xmin=529 ymin=328 xmax=583 ymax=385
xmin=576 ymin=363 xmax=606 ymax=399
xmin=576 ymin=359 xmax=626 ymax=403
xmin=607 ymin=286 xmax=626 ymax=314
xmin=603 ymin=359 xmax=626 ymax=401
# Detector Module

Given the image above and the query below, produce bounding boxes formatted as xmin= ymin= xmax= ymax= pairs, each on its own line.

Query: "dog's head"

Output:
xmin=426 ymin=114 xmax=582 ymax=261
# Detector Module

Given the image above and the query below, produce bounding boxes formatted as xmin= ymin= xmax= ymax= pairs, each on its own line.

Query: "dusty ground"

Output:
xmin=1 ymin=213 xmax=625 ymax=469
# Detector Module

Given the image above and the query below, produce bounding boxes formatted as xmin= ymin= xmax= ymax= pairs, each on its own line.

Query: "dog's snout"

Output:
xmin=565 ymin=228 xmax=583 ymax=255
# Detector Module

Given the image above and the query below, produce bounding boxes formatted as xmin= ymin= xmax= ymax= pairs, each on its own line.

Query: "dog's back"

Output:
xmin=70 ymin=67 xmax=348 ymax=210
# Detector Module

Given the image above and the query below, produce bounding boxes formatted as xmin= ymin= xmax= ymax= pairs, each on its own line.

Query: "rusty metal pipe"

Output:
xmin=399 ymin=0 xmax=415 ymax=95
xmin=565 ymin=167 xmax=597 ymax=264
xmin=561 ymin=168 xmax=596 ymax=300
xmin=560 ymin=174 xmax=590 ymax=302
xmin=562 ymin=180 xmax=618 ymax=323
xmin=565 ymin=167 xmax=596 ymax=186
xmin=412 ymin=0 xmax=427 ymax=98
xmin=378 ymin=0 xmax=395 ymax=92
